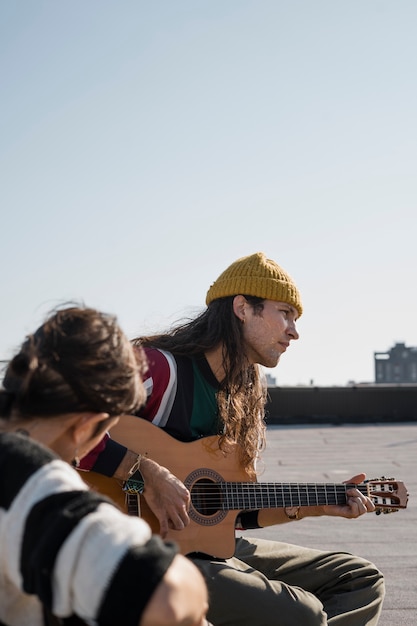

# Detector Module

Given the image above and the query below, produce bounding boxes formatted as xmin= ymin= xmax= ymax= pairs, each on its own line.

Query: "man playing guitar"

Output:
xmin=81 ymin=252 xmax=386 ymax=626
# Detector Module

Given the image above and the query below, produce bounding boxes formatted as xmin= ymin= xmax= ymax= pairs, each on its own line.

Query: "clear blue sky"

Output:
xmin=1 ymin=1 xmax=416 ymax=386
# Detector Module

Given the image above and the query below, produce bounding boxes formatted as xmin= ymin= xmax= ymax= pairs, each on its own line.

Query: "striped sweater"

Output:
xmin=0 ymin=432 xmax=177 ymax=626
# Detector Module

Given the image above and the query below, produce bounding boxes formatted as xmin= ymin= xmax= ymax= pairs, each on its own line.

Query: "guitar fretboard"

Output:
xmin=191 ymin=481 xmax=368 ymax=514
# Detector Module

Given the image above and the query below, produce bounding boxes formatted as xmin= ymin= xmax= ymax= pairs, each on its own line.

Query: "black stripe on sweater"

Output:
xmin=21 ymin=489 xmax=108 ymax=607
xmin=97 ymin=536 xmax=178 ymax=626
xmin=0 ymin=432 xmax=55 ymax=509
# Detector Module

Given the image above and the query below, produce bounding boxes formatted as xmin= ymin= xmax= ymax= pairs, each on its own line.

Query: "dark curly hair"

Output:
xmin=0 ymin=306 xmax=147 ymax=421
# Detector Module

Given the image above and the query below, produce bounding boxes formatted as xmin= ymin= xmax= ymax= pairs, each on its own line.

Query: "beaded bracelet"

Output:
xmin=123 ymin=454 xmax=145 ymax=494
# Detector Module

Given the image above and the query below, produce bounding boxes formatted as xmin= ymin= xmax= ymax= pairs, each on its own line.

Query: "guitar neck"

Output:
xmin=197 ymin=481 xmax=368 ymax=512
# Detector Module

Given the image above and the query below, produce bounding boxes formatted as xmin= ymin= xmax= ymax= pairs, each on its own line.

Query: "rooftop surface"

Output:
xmin=241 ymin=422 xmax=416 ymax=625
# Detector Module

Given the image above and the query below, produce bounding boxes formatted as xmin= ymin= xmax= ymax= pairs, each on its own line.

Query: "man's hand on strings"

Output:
xmin=140 ymin=457 xmax=191 ymax=537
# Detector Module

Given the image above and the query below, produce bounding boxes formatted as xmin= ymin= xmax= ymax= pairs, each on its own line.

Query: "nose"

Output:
xmin=288 ymin=321 xmax=299 ymax=341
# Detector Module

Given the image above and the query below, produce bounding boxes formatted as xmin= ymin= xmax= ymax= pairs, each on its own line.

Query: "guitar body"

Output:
xmin=81 ymin=415 xmax=252 ymax=558
xmin=79 ymin=415 xmax=408 ymax=559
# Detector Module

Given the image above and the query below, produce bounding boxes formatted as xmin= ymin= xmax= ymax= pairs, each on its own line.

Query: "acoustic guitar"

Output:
xmin=80 ymin=415 xmax=409 ymax=559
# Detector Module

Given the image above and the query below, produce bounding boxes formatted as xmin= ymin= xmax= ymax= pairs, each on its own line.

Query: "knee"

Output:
xmin=371 ymin=564 xmax=386 ymax=603
xmin=357 ymin=558 xmax=386 ymax=598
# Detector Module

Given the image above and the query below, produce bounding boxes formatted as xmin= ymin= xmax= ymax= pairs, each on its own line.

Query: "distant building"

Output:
xmin=265 ymin=373 xmax=277 ymax=387
xmin=374 ymin=343 xmax=417 ymax=384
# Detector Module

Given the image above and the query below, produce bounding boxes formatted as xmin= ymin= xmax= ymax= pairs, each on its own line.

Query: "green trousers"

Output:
xmin=193 ymin=537 xmax=385 ymax=626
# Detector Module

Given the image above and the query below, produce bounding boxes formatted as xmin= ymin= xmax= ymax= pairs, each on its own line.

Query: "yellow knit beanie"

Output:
xmin=205 ymin=252 xmax=303 ymax=316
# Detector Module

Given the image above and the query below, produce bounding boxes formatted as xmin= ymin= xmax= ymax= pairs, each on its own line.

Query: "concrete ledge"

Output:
xmin=266 ymin=415 xmax=417 ymax=425
xmin=266 ymin=385 xmax=417 ymax=424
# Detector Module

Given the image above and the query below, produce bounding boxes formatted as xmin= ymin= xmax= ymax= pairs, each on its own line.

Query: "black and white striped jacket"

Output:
xmin=0 ymin=432 xmax=177 ymax=626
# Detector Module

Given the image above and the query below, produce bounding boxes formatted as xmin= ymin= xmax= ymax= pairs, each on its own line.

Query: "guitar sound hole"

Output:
xmin=191 ymin=479 xmax=223 ymax=516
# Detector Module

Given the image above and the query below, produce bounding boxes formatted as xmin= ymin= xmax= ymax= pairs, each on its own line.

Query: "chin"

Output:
xmin=262 ymin=355 xmax=281 ymax=368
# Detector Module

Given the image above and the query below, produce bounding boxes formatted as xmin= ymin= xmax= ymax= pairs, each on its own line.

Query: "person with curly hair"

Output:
xmin=0 ymin=305 xmax=209 ymax=626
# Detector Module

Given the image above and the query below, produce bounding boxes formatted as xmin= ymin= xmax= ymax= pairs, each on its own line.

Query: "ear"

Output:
xmin=71 ymin=412 xmax=111 ymax=447
xmin=232 ymin=295 xmax=247 ymax=323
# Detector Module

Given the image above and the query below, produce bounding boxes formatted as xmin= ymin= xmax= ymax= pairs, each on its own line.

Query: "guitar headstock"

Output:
xmin=365 ymin=477 xmax=409 ymax=514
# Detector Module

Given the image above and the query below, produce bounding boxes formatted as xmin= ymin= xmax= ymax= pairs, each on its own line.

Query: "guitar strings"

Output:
xmin=189 ymin=483 xmax=398 ymax=513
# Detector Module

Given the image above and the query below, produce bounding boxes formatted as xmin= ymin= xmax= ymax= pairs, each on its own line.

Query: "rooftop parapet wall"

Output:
xmin=266 ymin=385 xmax=417 ymax=424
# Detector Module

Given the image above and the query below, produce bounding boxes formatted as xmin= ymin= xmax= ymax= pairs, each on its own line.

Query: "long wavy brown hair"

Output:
xmin=133 ymin=296 xmax=267 ymax=475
